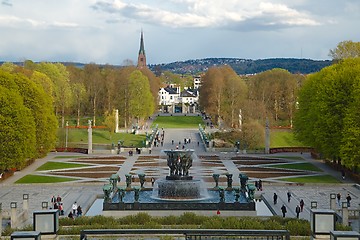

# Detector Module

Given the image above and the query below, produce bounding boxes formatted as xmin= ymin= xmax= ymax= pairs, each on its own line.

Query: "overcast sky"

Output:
xmin=0 ymin=0 xmax=359 ymax=65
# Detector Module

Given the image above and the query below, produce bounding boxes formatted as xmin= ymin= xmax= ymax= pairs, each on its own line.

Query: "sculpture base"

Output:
xmin=166 ymin=176 xmax=193 ymax=180
xmin=154 ymin=178 xmax=207 ymax=200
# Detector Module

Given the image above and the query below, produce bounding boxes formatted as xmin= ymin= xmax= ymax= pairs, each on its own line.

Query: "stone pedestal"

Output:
xmin=342 ymin=202 xmax=349 ymax=226
xmin=88 ymin=120 xmax=92 ymax=154
xmin=115 ymin=109 xmax=119 ymax=133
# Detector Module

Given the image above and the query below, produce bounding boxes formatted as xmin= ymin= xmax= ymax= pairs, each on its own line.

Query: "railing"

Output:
xmin=80 ymin=229 xmax=290 ymax=240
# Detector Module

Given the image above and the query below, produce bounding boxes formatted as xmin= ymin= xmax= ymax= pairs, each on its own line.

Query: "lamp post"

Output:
xmin=42 ymin=202 xmax=48 ymax=210
xmin=311 ymin=201 xmax=318 ymax=209
xmin=65 ymin=121 xmax=69 ymax=150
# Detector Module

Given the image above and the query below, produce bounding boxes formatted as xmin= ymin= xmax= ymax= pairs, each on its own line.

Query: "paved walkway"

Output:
xmin=1 ymin=128 xmax=359 ymax=231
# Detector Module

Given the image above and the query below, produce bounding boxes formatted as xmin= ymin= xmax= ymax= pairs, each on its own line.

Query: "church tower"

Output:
xmin=137 ymin=30 xmax=147 ymax=69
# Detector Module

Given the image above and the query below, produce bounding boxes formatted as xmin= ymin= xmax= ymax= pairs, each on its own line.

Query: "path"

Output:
xmin=1 ymin=128 xmax=359 ymax=230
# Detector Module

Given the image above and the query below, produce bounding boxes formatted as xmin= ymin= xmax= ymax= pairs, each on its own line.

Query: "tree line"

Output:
xmin=0 ymin=61 xmax=160 ymax=171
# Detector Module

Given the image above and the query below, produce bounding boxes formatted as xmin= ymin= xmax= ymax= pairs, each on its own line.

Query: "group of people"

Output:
xmin=51 ymin=195 xmax=64 ymax=216
xmin=337 ymin=192 xmax=352 ymax=207
xmin=68 ymin=201 xmax=83 ymax=219
xmin=273 ymin=192 xmax=305 ymax=218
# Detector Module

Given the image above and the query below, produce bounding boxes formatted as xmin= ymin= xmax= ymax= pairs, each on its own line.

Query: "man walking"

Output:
xmin=295 ymin=205 xmax=301 ymax=218
xmin=281 ymin=204 xmax=287 ymax=217
xmin=273 ymin=193 xmax=278 ymax=205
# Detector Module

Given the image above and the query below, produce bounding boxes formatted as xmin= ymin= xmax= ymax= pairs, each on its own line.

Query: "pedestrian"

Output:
xmin=59 ymin=203 xmax=64 ymax=215
xmin=151 ymin=177 xmax=155 ymax=187
xmin=346 ymin=194 xmax=352 ymax=207
xmin=77 ymin=205 xmax=83 ymax=217
xmin=51 ymin=195 xmax=56 ymax=203
xmin=258 ymin=179 xmax=263 ymax=191
xmin=56 ymin=195 xmax=62 ymax=203
xmin=295 ymin=205 xmax=301 ymax=218
xmin=172 ymin=140 xmax=174 ymax=145
xmin=255 ymin=180 xmax=259 ymax=190
xmin=68 ymin=211 xmax=74 ymax=219
xmin=299 ymin=199 xmax=304 ymax=212
xmin=216 ymin=209 xmax=221 ymax=215
xmin=72 ymin=202 xmax=78 ymax=216
xmin=337 ymin=193 xmax=341 ymax=206
xmin=281 ymin=204 xmax=287 ymax=217
xmin=273 ymin=193 xmax=278 ymax=205
xmin=197 ymin=141 xmax=200 ymax=146
xmin=287 ymin=191 xmax=291 ymax=202
xmin=341 ymin=169 xmax=346 ymax=180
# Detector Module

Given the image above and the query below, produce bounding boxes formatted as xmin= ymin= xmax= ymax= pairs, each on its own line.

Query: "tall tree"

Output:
xmin=0 ymin=71 xmax=36 ymax=170
xmin=294 ymin=58 xmax=360 ymax=165
xmin=128 ymin=70 xmax=154 ymax=125
xmin=83 ymin=64 xmax=103 ymax=126
xmin=329 ymin=40 xmax=360 ymax=60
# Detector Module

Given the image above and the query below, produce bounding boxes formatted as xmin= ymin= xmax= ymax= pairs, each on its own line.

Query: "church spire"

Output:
xmin=137 ymin=30 xmax=147 ymax=69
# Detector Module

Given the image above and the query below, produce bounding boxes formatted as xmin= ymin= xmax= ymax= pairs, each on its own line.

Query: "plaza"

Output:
xmin=1 ymin=128 xmax=359 ymax=231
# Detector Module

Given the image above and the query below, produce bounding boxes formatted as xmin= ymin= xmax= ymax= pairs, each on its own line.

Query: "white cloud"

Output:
xmin=92 ymin=0 xmax=320 ymax=30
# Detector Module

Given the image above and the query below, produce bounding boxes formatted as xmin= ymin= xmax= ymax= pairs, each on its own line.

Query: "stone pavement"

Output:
xmin=1 ymin=128 xmax=360 ymax=230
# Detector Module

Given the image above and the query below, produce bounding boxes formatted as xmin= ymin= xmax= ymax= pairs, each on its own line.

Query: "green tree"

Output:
xmin=329 ymin=40 xmax=360 ymax=60
xmin=33 ymin=63 xmax=72 ymax=128
xmin=103 ymin=109 xmax=116 ymax=140
xmin=294 ymin=58 xmax=360 ymax=167
xmin=0 ymin=71 xmax=36 ymax=170
xmin=128 ymin=70 xmax=154 ymax=125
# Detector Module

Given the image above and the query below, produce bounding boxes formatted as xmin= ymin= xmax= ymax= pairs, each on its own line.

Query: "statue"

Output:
xmin=138 ymin=173 xmax=146 ymax=188
xmin=110 ymin=174 xmax=120 ymax=190
xmin=164 ymin=150 xmax=193 ymax=178
xmin=212 ymin=173 xmax=220 ymax=188
xmin=234 ymin=187 xmax=240 ymax=202
xmin=102 ymin=184 xmax=112 ymax=203
xmin=225 ymin=173 xmax=233 ymax=189
xmin=133 ymin=187 xmax=140 ymax=202
xmin=218 ymin=187 xmax=225 ymax=203
xmin=247 ymin=184 xmax=256 ymax=201
xmin=125 ymin=174 xmax=132 ymax=188
xmin=239 ymin=173 xmax=248 ymax=191
xmin=117 ymin=187 xmax=125 ymax=203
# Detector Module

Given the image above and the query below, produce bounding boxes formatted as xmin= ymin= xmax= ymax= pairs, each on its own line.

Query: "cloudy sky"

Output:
xmin=0 ymin=0 xmax=359 ymax=65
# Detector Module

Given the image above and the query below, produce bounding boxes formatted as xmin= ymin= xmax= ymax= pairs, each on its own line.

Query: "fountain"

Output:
xmin=153 ymin=149 xmax=209 ymax=200
xmin=102 ymin=149 xmax=256 ymax=216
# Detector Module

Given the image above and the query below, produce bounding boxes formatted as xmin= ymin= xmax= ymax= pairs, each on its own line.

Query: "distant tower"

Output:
xmin=137 ymin=30 xmax=147 ymax=69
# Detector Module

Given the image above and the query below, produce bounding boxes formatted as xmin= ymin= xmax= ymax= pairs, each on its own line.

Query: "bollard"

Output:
xmin=330 ymin=193 xmax=337 ymax=210
xmin=10 ymin=202 xmax=17 ymax=228
xmin=341 ymin=201 xmax=349 ymax=226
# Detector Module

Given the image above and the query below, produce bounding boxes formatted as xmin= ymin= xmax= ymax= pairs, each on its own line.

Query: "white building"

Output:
xmin=158 ymin=80 xmax=199 ymax=114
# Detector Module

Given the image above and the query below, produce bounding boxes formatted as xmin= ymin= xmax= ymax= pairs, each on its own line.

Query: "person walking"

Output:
xmin=337 ymin=193 xmax=341 ymax=206
xmin=258 ymin=179 xmax=263 ymax=191
xmin=273 ymin=193 xmax=278 ymax=205
xmin=287 ymin=191 xmax=291 ymax=202
xmin=299 ymin=199 xmax=304 ymax=212
xmin=72 ymin=201 xmax=78 ymax=216
xmin=295 ymin=205 xmax=301 ymax=218
xmin=346 ymin=194 xmax=352 ymax=207
xmin=281 ymin=204 xmax=287 ymax=217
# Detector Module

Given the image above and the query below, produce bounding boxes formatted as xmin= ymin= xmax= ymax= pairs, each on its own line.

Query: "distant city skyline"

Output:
xmin=0 ymin=0 xmax=359 ymax=65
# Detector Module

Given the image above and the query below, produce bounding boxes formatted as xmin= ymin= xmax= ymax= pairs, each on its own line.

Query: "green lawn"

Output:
xmin=15 ymin=174 xmax=78 ymax=184
xmin=36 ymin=162 xmax=90 ymax=171
xmin=281 ymin=175 xmax=341 ymax=183
xmin=268 ymin=163 xmax=322 ymax=172
xmin=273 ymin=156 xmax=305 ymax=160
xmin=58 ymin=128 xmax=146 ymax=147
xmin=152 ymin=116 xmax=204 ymax=128
xmin=270 ymin=130 xmax=307 ymax=148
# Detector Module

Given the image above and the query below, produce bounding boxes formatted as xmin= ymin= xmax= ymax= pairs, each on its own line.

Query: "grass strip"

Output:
xmin=280 ymin=175 xmax=340 ymax=183
xmin=268 ymin=163 xmax=322 ymax=172
xmin=36 ymin=162 xmax=90 ymax=171
xmin=15 ymin=174 xmax=78 ymax=184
